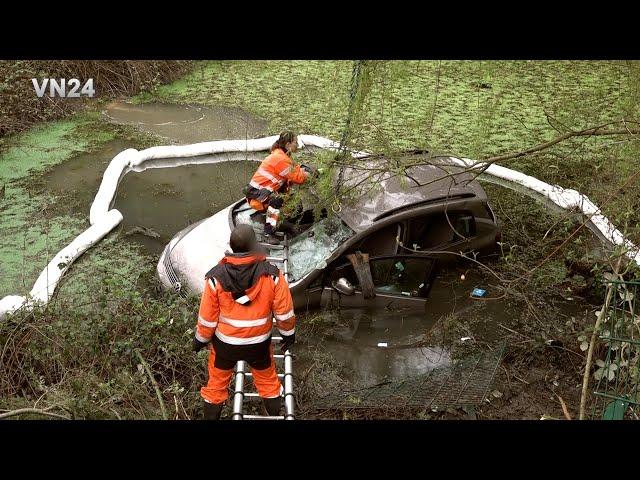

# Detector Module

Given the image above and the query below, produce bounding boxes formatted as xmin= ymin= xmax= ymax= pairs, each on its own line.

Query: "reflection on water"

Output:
xmin=45 ymin=143 xmax=257 ymax=254
xmin=104 ymin=101 xmax=268 ymax=144
xmin=305 ymin=307 xmax=451 ymax=385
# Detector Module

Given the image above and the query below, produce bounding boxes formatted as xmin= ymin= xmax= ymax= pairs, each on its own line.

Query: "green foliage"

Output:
xmin=0 ymin=268 xmax=204 ymax=419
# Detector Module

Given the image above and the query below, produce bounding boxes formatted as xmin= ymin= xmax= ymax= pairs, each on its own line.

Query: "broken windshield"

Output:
xmin=288 ymin=217 xmax=354 ymax=282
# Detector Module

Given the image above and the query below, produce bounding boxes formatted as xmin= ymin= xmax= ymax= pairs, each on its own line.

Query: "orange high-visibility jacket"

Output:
xmin=195 ymin=253 xmax=296 ymax=346
xmin=249 ymin=148 xmax=308 ymax=194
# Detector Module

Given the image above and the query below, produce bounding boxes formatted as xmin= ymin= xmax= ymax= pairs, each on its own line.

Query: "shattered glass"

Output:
xmin=288 ymin=217 xmax=354 ymax=282
xmin=235 ymin=206 xmax=262 ymax=230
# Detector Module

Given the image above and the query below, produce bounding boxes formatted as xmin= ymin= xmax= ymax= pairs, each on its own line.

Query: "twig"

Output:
xmin=0 ymin=407 xmax=70 ymax=420
xmin=483 ymin=121 xmax=640 ymax=164
xmin=135 ymin=349 xmax=168 ymax=420
xmin=579 ymin=256 xmax=621 ymax=420
xmin=497 ymin=323 xmax=531 ymax=339
xmin=555 ymin=394 xmax=572 ymax=420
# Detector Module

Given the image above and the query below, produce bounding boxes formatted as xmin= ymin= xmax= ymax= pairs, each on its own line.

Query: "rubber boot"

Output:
xmin=203 ymin=401 xmax=224 ymax=420
xmin=263 ymin=397 xmax=282 ymax=416
xmin=263 ymin=224 xmax=282 ymax=245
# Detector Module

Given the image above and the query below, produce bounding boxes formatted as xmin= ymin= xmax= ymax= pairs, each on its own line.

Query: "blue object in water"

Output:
xmin=471 ymin=288 xmax=487 ymax=298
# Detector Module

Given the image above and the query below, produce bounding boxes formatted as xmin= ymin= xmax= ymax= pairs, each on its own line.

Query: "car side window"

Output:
xmin=329 ymin=262 xmax=360 ymax=288
xmin=328 ymin=257 xmax=435 ymax=299
xmin=370 ymin=257 xmax=434 ymax=298
xmin=405 ymin=211 xmax=476 ymax=251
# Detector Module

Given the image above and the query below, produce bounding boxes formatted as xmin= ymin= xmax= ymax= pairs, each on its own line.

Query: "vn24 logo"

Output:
xmin=32 ymin=78 xmax=95 ymax=98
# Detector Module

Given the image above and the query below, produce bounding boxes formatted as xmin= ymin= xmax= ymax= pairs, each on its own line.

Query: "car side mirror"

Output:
xmin=332 ymin=277 xmax=355 ymax=296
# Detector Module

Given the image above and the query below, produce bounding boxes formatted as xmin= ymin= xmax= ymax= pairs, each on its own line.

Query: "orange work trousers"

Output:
xmin=200 ymin=343 xmax=281 ymax=404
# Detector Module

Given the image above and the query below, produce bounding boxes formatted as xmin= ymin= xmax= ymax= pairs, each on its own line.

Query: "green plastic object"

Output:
xmin=602 ymin=399 xmax=629 ymax=420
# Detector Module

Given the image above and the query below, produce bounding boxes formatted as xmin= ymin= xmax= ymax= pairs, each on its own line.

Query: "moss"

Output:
xmin=0 ymin=112 xmax=114 ymax=183
xmin=146 ymin=60 xmax=630 ymax=157
xmin=0 ymin=113 xmax=163 ymax=298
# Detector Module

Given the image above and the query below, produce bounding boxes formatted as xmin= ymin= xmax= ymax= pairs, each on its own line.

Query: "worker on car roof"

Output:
xmin=244 ymin=131 xmax=310 ymax=245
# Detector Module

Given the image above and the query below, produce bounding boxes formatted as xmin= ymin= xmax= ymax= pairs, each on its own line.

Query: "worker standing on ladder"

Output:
xmin=192 ymin=224 xmax=296 ymax=420
xmin=244 ymin=131 xmax=310 ymax=245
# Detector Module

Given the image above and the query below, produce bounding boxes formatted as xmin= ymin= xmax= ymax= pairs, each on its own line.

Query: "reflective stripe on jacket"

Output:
xmin=195 ymin=254 xmax=296 ymax=346
xmin=249 ymin=148 xmax=307 ymax=193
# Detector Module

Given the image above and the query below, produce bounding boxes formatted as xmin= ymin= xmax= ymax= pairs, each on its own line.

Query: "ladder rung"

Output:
xmin=243 ymin=415 xmax=285 ymax=420
xmin=244 ymin=392 xmax=261 ymax=398
xmin=245 ymin=372 xmax=285 ymax=378
xmin=266 ymin=256 xmax=285 ymax=263
xmin=258 ymin=242 xmax=284 ymax=250
xmin=272 ymin=336 xmax=282 ymax=342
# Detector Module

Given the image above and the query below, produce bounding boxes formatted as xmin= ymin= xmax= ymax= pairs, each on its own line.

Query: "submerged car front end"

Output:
xmin=157 ymin=205 xmax=233 ymax=295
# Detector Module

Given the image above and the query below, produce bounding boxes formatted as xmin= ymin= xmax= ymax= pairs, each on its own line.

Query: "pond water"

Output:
xmin=44 ymin=139 xmax=257 ymax=254
xmin=103 ymin=101 xmax=268 ymax=144
xmin=298 ymin=262 xmax=591 ymax=386
xmin=45 ymin=101 xmax=271 ymax=253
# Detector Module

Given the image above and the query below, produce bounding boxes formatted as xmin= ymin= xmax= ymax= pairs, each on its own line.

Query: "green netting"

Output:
xmin=591 ymin=280 xmax=640 ymax=420
xmin=313 ymin=344 xmax=505 ymax=410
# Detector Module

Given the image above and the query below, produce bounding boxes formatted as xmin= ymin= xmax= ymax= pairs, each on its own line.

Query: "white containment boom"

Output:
xmin=0 ymin=134 xmax=638 ymax=320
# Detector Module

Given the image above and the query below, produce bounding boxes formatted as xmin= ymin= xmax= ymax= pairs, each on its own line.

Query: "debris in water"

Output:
xmin=124 ymin=226 xmax=161 ymax=238
xmin=471 ymin=287 xmax=487 ymax=298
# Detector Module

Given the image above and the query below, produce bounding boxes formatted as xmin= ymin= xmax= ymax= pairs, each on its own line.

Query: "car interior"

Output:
xmin=326 ymin=255 xmax=438 ymax=299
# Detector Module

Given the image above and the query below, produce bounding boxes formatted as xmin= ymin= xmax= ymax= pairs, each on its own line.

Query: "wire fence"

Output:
xmin=591 ymin=280 xmax=640 ymax=420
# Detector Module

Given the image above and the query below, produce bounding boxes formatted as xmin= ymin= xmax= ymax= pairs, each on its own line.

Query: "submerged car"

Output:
xmin=157 ymin=153 xmax=501 ymax=312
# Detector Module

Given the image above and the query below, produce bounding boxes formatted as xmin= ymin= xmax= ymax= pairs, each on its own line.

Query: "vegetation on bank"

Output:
xmin=0 ymin=60 xmax=192 ymax=138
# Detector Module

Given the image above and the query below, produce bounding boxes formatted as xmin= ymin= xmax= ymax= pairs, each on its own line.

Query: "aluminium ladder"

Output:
xmin=230 ymin=234 xmax=294 ymax=420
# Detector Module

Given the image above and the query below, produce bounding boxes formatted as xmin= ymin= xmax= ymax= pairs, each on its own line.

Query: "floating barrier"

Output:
xmin=0 ymin=134 xmax=637 ymax=319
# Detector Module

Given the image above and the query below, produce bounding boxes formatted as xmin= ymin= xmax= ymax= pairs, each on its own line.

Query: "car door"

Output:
xmin=320 ymin=255 xmax=438 ymax=311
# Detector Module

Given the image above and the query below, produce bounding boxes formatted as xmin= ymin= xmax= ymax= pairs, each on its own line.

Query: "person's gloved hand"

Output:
xmin=280 ymin=333 xmax=295 ymax=353
xmin=193 ymin=337 xmax=209 ymax=352
xmin=301 ymin=164 xmax=318 ymax=179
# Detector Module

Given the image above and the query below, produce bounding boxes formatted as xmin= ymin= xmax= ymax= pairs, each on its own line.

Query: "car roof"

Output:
xmin=337 ymin=155 xmax=487 ymax=233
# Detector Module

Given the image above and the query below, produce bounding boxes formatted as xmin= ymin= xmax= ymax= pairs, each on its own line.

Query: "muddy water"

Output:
xmin=45 ymin=141 xmax=257 ymax=253
xmin=104 ymin=101 xmax=268 ymax=144
xmin=300 ymin=262 xmax=591 ymax=386
xmin=114 ymin=160 xmax=255 ymax=252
